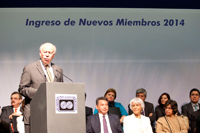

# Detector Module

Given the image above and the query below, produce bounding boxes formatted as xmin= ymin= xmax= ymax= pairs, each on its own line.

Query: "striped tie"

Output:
xmin=103 ymin=115 xmax=108 ymax=133
xmin=194 ymin=104 xmax=198 ymax=111
xmin=45 ymin=65 xmax=53 ymax=82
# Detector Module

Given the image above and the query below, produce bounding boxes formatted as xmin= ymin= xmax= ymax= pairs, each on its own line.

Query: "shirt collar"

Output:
xmin=40 ymin=59 xmax=51 ymax=68
xmin=98 ymin=113 xmax=108 ymax=117
xmin=191 ymin=102 xmax=199 ymax=106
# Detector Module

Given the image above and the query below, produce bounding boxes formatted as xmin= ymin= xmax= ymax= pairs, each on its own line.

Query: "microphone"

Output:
xmin=56 ymin=70 xmax=73 ymax=83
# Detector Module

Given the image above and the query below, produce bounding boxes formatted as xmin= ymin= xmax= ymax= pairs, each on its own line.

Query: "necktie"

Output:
xmin=11 ymin=108 xmax=18 ymax=132
xmin=103 ymin=115 xmax=108 ymax=133
xmin=45 ymin=65 xmax=53 ymax=82
xmin=194 ymin=104 xmax=198 ymax=111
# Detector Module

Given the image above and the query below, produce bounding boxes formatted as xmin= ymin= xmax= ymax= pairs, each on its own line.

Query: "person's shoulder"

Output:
xmin=86 ymin=106 xmax=92 ymax=109
xmin=87 ymin=113 xmax=97 ymax=119
xmin=24 ymin=60 xmax=39 ymax=68
xmin=114 ymin=102 xmax=122 ymax=106
xmin=2 ymin=105 xmax=12 ymax=110
xmin=156 ymin=116 xmax=165 ymax=122
xmin=124 ymin=114 xmax=134 ymax=120
xmin=176 ymin=115 xmax=187 ymax=123
xmin=155 ymin=105 xmax=160 ymax=109
xmin=141 ymin=115 xmax=151 ymax=120
xmin=108 ymin=113 xmax=120 ymax=119
xmin=145 ymin=101 xmax=153 ymax=106
xmin=86 ymin=106 xmax=93 ymax=111
xmin=51 ymin=62 xmax=61 ymax=67
xmin=181 ymin=102 xmax=190 ymax=108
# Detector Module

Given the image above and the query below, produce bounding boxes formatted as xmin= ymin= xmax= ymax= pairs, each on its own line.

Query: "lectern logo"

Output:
xmin=55 ymin=94 xmax=77 ymax=114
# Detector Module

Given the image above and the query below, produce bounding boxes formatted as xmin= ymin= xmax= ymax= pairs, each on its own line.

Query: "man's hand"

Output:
xmin=120 ymin=115 xmax=126 ymax=123
xmin=9 ymin=112 xmax=22 ymax=119
xmin=149 ymin=113 xmax=153 ymax=117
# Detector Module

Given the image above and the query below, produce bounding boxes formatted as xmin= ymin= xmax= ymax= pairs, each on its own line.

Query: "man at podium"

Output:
xmin=18 ymin=42 xmax=63 ymax=133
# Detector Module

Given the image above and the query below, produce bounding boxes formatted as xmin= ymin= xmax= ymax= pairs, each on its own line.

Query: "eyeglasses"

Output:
xmin=11 ymin=97 xmax=20 ymax=100
xmin=165 ymin=107 xmax=172 ymax=110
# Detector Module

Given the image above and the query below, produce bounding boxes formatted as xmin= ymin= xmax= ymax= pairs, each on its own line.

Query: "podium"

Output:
xmin=30 ymin=82 xmax=85 ymax=133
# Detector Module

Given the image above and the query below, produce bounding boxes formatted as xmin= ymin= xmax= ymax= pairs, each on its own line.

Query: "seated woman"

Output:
xmin=94 ymin=88 xmax=128 ymax=123
xmin=156 ymin=100 xmax=188 ymax=133
xmin=155 ymin=93 xmax=181 ymax=121
xmin=123 ymin=98 xmax=153 ymax=133
xmin=155 ymin=93 xmax=171 ymax=121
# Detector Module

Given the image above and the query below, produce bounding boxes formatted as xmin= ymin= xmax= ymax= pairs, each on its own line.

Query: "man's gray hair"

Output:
xmin=129 ymin=97 xmax=145 ymax=111
xmin=39 ymin=42 xmax=57 ymax=54
xmin=136 ymin=88 xmax=147 ymax=97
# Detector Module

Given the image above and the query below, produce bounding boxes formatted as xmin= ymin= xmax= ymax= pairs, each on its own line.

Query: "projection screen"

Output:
xmin=0 ymin=8 xmax=200 ymax=112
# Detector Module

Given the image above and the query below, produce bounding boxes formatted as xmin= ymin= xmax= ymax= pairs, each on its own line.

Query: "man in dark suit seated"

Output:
xmin=128 ymin=88 xmax=156 ymax=129
xmin=0 ymin=92 xmax=23 ymax=133
xmin=181 ymin=88 xmax=200 ymax=133
xmin=86 ymin=97 xmax=123 ymax=133
xmin=85 ymin=93 xmax=93 ymax=123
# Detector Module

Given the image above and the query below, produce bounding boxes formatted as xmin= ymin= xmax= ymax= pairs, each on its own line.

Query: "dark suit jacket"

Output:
xmin=85 ymin=106 xmax=93 ymax=123
xmin=0 ymin=106 xmax=23 ymax=133
xmin=18 ymin=60 xmax=63 ymax=124
xmin=196 ymin=115 xmax=200 ymax=133
xmin=86 ymin=113 xmax=123 ymax=133
xmin=181 ymin=102 xmax=200 ymax=131
xmin=1 ymin=106 xmax=14 ymax=124
xmin=190 ymin=109 xmax=200 ymax=133
xmin=0 ymin=118 xmax=10 ymax=133
xmin=128 ymin=101 xmax=156 ymax=124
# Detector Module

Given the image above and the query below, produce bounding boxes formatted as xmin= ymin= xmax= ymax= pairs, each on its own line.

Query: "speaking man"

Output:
xmin=18 ymin=42 xmax=63 ymax=133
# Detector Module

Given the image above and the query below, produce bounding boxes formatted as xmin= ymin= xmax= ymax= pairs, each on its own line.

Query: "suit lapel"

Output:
xmin=94 ymin=114 xmax=101 ymax=133
xmin=51 ymin=63 xmax=58 ymax=82
xmin=189 ymin=102 xmax=194 ymax=113
xmin=108 ymin=114 xmax=115 ymax=132
xmin=144 ymin=102 xmax=148 ymax=116
xmin=36 ymin=60 xmax=46 ymax=81
xmin=10 ymin=106 xmax=14 ymax=114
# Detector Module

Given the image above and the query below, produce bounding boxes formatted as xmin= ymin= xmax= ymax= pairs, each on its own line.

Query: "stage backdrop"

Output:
xmin=0 ymin=8 xmax=200 ymax=112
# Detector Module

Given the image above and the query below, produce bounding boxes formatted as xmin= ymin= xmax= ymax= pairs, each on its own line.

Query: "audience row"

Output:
xmin=86 ymin=88 xmax=200 ymax=133
xmin=0 ymin=88 xmax=200 ymax=133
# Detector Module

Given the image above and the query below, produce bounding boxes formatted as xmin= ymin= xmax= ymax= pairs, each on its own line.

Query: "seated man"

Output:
xmin=181 ymin=88 xmax=200 ymax=133
xmin=128 ymin=88 xmax=156 ymax=129
xmin=0 ymin=92 xmax=24 ymax=133
xmin=86 ymin=97 xmax=123 ymax=133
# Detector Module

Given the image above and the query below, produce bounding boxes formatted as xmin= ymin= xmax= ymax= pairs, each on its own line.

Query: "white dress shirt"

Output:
xmin=40 ymin=60 xmax=54 ymax=81
xmin=13 ymin=106 xmax=24 ymax=133
xmin=98 ymin=113 xmax=113 ymax=133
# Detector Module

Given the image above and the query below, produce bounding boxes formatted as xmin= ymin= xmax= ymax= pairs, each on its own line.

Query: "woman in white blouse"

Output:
xmin=123 ymin=98 xmax=153 ymax=133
